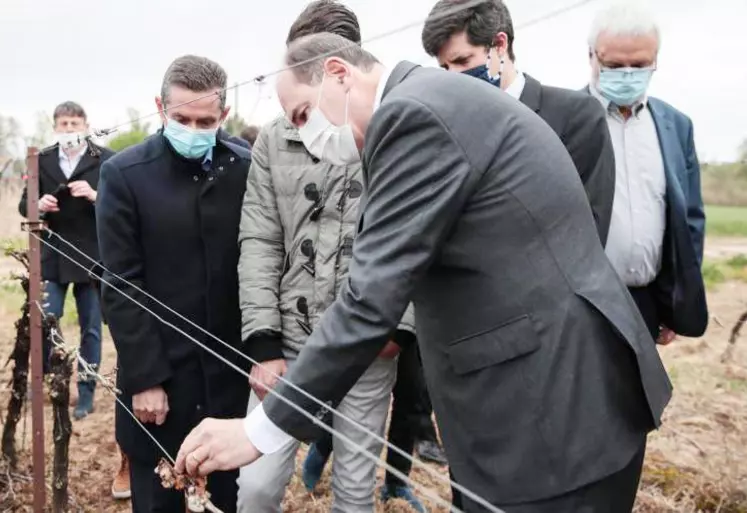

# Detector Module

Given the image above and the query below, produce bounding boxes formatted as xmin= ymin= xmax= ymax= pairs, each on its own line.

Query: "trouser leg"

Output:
xmin=236 ymin=390 xmax=300 ymax=513
xmin=330 ymin=357 xmax=397 ymax=513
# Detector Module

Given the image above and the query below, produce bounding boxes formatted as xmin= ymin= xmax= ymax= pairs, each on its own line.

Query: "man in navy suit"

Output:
xmin=587 ymin=1 xmax=708 ymax=343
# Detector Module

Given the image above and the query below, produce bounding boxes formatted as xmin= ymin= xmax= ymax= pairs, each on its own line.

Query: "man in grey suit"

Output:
xmin=176 ymin=33 xmax=673 ymax=512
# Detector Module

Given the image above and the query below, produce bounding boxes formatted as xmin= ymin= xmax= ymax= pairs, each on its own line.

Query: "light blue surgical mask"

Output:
xmin=163 ymin=118 xmax=217 ymax=159
xmin=597 ymin=67 xmax=654 ymax=107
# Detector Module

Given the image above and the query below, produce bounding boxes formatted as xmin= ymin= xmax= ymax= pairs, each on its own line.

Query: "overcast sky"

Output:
xmin=2 ymin=0 xmax=744 ymax=162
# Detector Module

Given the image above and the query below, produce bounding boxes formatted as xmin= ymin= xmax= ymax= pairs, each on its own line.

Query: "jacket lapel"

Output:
xmin=39 ymin=147 xmax=68 ymax=185
xmin=518 ymin=74 xmax=542 ymax=112
xmin=648 ymin=99 xmax=686 ymax=215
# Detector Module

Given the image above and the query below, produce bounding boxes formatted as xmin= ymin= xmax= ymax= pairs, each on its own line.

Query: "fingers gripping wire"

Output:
xmin=29 ymin=231 xmax=495 ymax=513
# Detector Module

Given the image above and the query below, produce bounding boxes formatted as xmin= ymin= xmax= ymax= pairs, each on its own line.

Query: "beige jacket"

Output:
xmin=238 ymin=115 xmax=415 ymax=361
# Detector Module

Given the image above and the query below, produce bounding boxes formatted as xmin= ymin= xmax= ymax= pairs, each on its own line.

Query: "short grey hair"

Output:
xmin=160 ymin=55 xmax=228 ymax=109
xmin=53 ymin=101 xmax=86 ymax=122
xmin=588 ymin=2 xmax=660 ymax=51
xmin=285 ymin=32 xmax=379 ymax=84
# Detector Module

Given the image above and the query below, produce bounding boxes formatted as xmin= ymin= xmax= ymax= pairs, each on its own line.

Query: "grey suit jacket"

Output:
xmin=520 ymin=74 xmax=615 ymax=246
xmin=264 ymin=62 xmax=672 ymax=506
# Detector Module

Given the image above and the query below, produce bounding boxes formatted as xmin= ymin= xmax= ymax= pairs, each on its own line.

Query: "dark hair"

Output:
xmin=422 ymin=0 xmax=515 ymax=61
xmin=285 ymin=32 xmax=379 ymax=85
xmin=240 ymin=125 xmax=260 ymax=146
xmin=53 ymin=101 xmax=87 ymax=122
xmin=161 ymin=55 xmax=228 ymax=109
xmin=287 ymin=0 xmax=361 ymax=45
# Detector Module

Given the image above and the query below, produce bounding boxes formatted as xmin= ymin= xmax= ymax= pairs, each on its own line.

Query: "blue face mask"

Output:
xmin=163 ymin=118 xmax=217 ymax=159
xmin=597 ymin=67 xmax=654 ymax=107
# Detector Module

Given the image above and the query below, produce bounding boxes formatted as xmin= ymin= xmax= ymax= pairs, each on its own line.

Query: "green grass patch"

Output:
xmin=705 ymin=205 xmax=747 ymax=237
xmin=702 ymin=253 xmax=747 ymax=290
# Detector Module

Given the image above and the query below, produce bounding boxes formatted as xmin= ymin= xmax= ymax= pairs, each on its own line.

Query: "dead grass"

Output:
xmin=0 ymin=244 xmax=745 ymax=512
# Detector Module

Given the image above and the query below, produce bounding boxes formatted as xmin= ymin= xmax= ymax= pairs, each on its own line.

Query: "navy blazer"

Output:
xmin=647 ymin=97 xmax=708 ymax=337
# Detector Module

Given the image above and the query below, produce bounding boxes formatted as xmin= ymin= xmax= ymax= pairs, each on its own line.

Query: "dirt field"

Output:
xmin=0 ymin=231 xmax=745 ymax=511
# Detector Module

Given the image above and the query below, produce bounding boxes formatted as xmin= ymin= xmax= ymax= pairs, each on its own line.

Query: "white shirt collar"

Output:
xmin=373 ymin=65 xmax=394 ymax=112
xmin=504 ymin=71 xmax=526 ymax=100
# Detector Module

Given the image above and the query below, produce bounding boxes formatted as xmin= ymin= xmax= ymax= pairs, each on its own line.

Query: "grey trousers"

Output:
xmin=236 ymin=357 xmax=397 ymax=513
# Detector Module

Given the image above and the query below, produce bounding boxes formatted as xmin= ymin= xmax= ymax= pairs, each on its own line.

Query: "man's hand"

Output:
xmin=39 ymin=194 xmax=59 ymax=213
xmin=175 ymin=418 xmax=261 ymax=476
xmin=378 ymin=340 xmax=401 ymax=359
xmin=68 ymin=180 xmax=97 ymax=202
xmin=249 ymin=358 xmax=287 ymax=401
xmin=657 ymin=326 xmax=676 ymax=345
xmin=132 ymin=386 xmax=169 ymax=425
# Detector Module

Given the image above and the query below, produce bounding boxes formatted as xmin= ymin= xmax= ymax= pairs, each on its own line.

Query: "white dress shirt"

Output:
xmin=504 ymin=71 xmax=526 ymax=100
xmin=58 ymin=144 xmax=87 ymax=179
xmin=243 ymin=65 xmax=396 ymax=455
xmin=590 ymin=85 xmax=666 ymax=287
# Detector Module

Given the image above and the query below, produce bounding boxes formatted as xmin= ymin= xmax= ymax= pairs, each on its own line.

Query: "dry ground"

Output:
xmin=0 ymin=177 xmax=745 ymax=511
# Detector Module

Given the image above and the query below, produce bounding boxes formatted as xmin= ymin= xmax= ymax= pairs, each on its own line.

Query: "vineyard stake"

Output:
xmin=24 ymin=147 xmax=46 ymax=512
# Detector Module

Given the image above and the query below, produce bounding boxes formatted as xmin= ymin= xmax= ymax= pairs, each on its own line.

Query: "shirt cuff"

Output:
xmin=243 ymin=402 xmax=294 ymax=455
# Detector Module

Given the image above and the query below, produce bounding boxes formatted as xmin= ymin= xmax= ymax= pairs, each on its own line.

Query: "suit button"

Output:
xmin=196 ymin=404 xmax=202 ymax=411
xmin=230 ymin=157 xmax=235 ymax=162
xmin=219 ymin=166 xmax=224 ymax=171
xmin=193 ymin=176 xmax=199 ymax=181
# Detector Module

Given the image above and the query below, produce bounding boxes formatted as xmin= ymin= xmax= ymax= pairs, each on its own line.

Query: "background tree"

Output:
xmin=0 ymin=114 xmax=23 ymax=178
xmin=106 ymin=108 xmax=151 ymax=152
xmin=223 ymin=113 xmax=248 ymax=137
xmin=26 ymin=111 xmax=53 ymax=149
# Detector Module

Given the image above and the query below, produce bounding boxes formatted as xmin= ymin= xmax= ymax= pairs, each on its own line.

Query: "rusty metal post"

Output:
xmin=26 ymin=146 xmax=46 ymax=512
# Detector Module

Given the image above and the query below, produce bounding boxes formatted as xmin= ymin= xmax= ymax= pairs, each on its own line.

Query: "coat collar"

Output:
xmin=381 ymin=61 xmax=420 ymax=102
xmin=518 ymin=73 xmax=543 ymax=112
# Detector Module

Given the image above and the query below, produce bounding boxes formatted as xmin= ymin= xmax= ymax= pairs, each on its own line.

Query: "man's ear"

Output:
xmin=220 ymin=106 xmax=232 ymax=123
xmin=155 ymin=96 xmax=167 ymax=125
xmin=492 ymin=32 xmax=509 ymax=56
xmin=323 ymin=57 xmax=349 ymax=83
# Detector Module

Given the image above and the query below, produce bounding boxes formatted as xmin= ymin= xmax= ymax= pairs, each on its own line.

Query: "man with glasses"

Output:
xmin=587 ymin=2 xmax=708 ymax=345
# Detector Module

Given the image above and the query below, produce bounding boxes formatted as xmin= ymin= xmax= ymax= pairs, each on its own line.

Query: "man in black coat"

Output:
xmin=96 ymin=55 xmax=251 ymax=512
xmin=421 ymin=0 xmax=616 ymax=247
xmin=18 ymin=101 xmax=114 ymax=420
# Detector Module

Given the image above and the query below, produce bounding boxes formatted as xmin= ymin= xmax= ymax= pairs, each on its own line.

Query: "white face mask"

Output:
xmin=298 ymin=74 xmax=360 ymax=166
xmin=55 ymin=131 xmax=86 ymax=151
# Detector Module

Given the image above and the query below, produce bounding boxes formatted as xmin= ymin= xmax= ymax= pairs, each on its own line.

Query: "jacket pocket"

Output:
xmin=446 ymin=315 xmax=541 ymax=375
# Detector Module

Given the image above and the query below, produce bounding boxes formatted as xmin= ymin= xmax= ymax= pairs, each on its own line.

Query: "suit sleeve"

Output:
xmin=237 ymin=125 xmax=286 ymax=363
xmin=684 ymin=118 xmax=705 ymax=266
xmin=562 ymin=96 xmax=616 ymax=247
xmin=263 ymin=98 xmax=473 ymax=440
xmin=96 ymin=160 xmax=172 ymax=394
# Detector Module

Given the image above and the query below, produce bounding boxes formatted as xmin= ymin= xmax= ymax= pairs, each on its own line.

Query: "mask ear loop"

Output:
xmin=486 ymin=46 xmax=505 ymax=82
xmin=485 ymin=47 xmax=503 ymax=83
